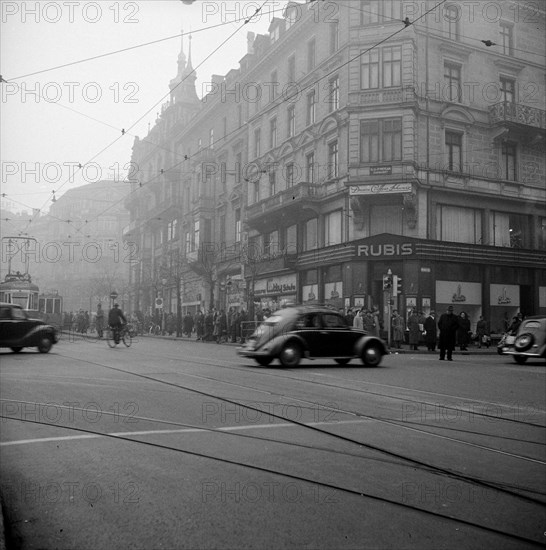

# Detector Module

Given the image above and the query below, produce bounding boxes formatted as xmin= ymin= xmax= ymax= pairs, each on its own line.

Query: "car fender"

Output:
xmin=19 ymin=325 xmax=57 ymax=345
xmin=262 ymin=333 xmax=309 ymax=357
xmin=355 ymin=335 xmax=388 ymax=357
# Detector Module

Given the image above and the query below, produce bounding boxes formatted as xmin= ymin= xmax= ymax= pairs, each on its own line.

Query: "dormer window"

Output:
xmin=286 ymin=6 xmax=298 ymax=29
xmin=271 ymin=26 xmax=280 ymax=43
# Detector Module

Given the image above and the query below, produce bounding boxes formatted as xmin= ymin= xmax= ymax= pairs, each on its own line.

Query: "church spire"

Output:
xmin=177 ymin=28 xmax=186 ymax=77
xmin=186 ymin=33 xmax=193 ymax=72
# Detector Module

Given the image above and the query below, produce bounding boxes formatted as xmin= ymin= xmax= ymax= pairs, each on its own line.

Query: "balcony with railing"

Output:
xmin=489 ymin=102 xmax=546 ymax=133
xmin=245 ymin=181 xmax=321 ymax=228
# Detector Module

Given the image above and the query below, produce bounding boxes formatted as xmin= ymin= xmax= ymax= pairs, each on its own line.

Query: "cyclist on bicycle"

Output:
xmin=108 ymin=303 xmax=127 ymax=344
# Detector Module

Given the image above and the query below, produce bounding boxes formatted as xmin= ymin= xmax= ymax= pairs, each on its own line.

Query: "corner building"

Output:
xmin=124 ymin=0 xmax=545 ymax=335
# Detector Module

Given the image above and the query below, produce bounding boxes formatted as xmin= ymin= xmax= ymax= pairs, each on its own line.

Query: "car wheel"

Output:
xmin=514 ymin=333 xmax=534 ymax=352
xmin=11 ymin=347 xmax=23 ymax=353
xmin=334 ymin=358 xmax=351 ymax=365
xmin=255 ymin=357 xmax=272 ymax=366
xmin=514 ymin=355 xmax=528 ymax=364
xmin=279 ymin=342 xmax=302 ymax=368
xmin=38 ymin=337 xmax=53 ymax=353
xmin=361 ymin=344 xmax=382 ymax=367
xmin=497 ymin=347 xmax=503 ymax=355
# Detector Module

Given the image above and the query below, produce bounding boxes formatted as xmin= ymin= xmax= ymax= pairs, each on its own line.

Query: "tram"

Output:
xmin=1 ymin=236 xmax=64 ymax=327
xmin=38 ymin=292 xmax=64 ymax=327
xmin=0 ymin=272 xmax=64 ymax=327
xmin=0 ymin=271 xmax=40 ymax=314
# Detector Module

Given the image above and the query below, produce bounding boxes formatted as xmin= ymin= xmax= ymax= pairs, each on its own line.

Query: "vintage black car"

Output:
xmin=237 ymin=305 xmax=388 ymax=367
xmin=504 ymin=315 xmax=546 ymax=364
xmin=0 ymin=302 xmax=59 ymax=353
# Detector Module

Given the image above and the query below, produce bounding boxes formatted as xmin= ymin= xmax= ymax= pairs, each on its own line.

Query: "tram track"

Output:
xmin=2 ymin=347 xmax=545 ymax=545
xmin=23 ymin=349 xmax=546 ymax=502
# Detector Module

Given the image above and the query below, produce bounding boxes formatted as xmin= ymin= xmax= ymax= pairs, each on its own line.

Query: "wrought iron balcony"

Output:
xmin=245 ymin=181 xmax=321 ymax=228
xmin=489 ymin=101 xmax=546 ymax=131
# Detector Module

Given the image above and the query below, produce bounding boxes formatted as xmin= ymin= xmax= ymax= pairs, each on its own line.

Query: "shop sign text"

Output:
xmin=357 ymin=243 xmax=414 ymax=257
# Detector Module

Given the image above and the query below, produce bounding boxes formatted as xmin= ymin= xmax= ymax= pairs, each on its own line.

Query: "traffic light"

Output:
xmin=393 ymin=275 xmax=403 ymax=297
xmin=382 ymin=273 xmax=393 ymax=291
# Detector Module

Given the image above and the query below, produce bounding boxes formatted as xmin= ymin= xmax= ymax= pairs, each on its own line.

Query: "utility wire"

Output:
xmin=18 ymin=0 xmax=272 ymax=236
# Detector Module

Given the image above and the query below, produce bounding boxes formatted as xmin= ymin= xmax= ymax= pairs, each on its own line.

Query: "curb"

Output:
xmin=59 ymin=330 xmax=500 ymax=355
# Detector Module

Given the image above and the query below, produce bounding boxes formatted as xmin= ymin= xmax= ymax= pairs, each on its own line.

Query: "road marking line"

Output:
xmin=0 ymin=419 xmax=366 ymax=447
xmin=1 ymin=418 xmax=545 ymax=465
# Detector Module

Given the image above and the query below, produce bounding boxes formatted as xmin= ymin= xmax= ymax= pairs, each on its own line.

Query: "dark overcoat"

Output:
xmin=438 ymin=313 xmax=459 ymax=350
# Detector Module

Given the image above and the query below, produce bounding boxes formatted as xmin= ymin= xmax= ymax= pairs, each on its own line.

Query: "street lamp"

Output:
xmin=385 ymin=269 xmax=393 ymax=348
xmin=161 ymin=277 xmax=167 ymax=333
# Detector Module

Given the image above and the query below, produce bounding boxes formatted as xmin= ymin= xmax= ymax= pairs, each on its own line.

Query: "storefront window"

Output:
xmin=324 ymin=265 xmax=343 ymax=305
xmin=436 ymin=205 xmax=482 ymax=244
xmin=302 ymin=269 xmax=318 ymax=303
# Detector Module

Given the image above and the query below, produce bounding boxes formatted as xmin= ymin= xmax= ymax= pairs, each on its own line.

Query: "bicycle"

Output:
xmin=106 ymin=325 xmax=132 ymax=348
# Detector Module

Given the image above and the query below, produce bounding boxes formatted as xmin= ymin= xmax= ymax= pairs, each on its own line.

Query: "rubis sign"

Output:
xmin=357 ymin=243 xmax=414 ymax=258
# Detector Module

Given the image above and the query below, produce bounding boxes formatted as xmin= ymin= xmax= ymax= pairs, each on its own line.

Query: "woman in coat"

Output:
xmin=423 ymin=310 xmax=437 ymax=351
xmin=353 ymin=310 xmax=364 ymax=330
xmin=457 ymin=311 xmax=471 ymax=350
xmin=407 ymin=309 xmax=421 ymax=351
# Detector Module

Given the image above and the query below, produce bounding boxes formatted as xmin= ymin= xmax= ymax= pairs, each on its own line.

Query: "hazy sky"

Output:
xmin=1 ymin=0 xmax=288 ymax=222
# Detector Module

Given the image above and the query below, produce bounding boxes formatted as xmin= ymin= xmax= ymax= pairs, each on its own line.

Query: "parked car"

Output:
xmin=237 ymin=305 xmax=388 ymax=367
xmin=504 ymin=315 xmax=546 ymax=364
xmin=0 ymin=302 xmax=59 ymax=353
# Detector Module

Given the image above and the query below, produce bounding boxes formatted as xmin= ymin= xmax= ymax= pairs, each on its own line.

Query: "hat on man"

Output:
xmin=447 ymin=305 xmax=454 ymax=311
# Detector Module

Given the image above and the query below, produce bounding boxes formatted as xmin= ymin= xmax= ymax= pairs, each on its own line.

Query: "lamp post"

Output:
xmin=385 ymin=269 xmax=393 ymax=348
xmin=161 ymin=277 xmax=167 ymax=333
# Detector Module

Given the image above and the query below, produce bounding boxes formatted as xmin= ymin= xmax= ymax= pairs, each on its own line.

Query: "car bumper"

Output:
xmin=505 ymin=349 xmax=545 ymax=358
xmin=236 ymin=346 xmax=272 ymax=359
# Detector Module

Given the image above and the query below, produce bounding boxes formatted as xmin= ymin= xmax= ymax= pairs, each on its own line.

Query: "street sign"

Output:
xmin=110 ymin=291 xmax=118 ymax=300
xmin=155 ymin=297 xmax=164 ymax=309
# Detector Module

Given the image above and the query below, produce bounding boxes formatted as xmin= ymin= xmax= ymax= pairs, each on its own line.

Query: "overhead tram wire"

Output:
xmin=18 ymin=0 xmax=272 ymax=237
xmin=67 ymin=0 xmax=451 ymax=237
xmin=6 ymin=4 xmax=288 ymax=82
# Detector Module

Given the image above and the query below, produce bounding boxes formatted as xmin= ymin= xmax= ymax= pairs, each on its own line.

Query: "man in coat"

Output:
xmin=438 ymin=305 xmax=459 ymax=361
xmin=407 ymin=309 xmax=421 ymax=351
xmin=423 ymin=310 xmax=437 ymax=351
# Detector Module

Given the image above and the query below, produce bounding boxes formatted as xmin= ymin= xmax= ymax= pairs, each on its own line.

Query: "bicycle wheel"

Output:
xmin=106 ymin=328 xmax=116 ymax=348
xmin=122 ymin=331 xmax=132 ymax=347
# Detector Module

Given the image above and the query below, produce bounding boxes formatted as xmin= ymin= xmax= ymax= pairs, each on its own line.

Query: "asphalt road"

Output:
xmin=1 ymin=335 xmax=545 ymax=549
